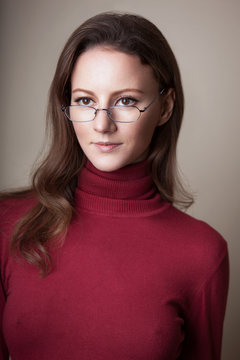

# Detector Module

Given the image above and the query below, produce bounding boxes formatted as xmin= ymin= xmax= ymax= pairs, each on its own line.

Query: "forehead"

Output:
xmin=71 ymin=46 xmax=158 ymax=93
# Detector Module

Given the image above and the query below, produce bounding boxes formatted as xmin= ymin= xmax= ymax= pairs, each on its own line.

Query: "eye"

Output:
xmin=116 ymin=97 xmax=137 ymax=106
xmin=74 ymin=97 xmax=94 ymax=106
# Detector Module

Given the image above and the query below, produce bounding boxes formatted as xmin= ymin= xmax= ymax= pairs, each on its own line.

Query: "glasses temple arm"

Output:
xmin=140 ymin=88 xmax=166 ymax=112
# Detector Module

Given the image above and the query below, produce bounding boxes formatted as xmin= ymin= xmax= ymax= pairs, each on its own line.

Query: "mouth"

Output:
xmin=93 ymin=142 xmax=122 ymax=152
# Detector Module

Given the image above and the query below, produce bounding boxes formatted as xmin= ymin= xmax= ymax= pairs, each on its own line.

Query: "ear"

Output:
xmin=157 ymin=88 xmax=175 ymax=126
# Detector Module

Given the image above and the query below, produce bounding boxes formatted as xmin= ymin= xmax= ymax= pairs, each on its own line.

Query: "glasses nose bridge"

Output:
xmin=94 ymin=107 xmax=112 ymax=121
xmin=93 ymin=107 xmax=116 ymax=133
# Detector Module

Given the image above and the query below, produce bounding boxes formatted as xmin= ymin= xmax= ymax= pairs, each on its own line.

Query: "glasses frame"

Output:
xmin=61 ymin=88 xmax=166 ymax=124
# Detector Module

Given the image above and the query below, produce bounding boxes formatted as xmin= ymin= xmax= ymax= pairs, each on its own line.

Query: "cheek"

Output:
xmin=72 ymin=123 xmax=78 ymax=137
xmin=72 ymin=124 xmax=87 ymax=144
xmin=131 ymin=119 xmax=159 ymax=147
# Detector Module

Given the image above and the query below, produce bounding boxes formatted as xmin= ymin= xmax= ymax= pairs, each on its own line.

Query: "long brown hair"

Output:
xmin=2 ymin=12 xmax=193 ymax=275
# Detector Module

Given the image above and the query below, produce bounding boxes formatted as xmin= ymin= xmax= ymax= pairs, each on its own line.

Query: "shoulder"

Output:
xmin=164 ymin=205 xmax=227 ymax=245
xmin=159 ymin=205 xmax=228 ymax=275
xmin=0 ymin=192 xmax=36 ymax=233
xmin=0 ymin=193 xmax=37 ymax=265
xmin=156 ymin=206 xmax=229 ymax=302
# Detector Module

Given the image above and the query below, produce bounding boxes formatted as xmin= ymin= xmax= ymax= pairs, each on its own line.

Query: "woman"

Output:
xmin=0 ymin=12 xmax=229 ymax=360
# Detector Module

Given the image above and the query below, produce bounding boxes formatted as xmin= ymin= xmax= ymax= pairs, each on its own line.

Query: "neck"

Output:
xmin=74 ymin=160 xmax=169 ymax=216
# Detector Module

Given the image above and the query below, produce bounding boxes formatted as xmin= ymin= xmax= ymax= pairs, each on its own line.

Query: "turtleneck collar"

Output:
xmin=75 ymin=160 xmax=169 ymax=216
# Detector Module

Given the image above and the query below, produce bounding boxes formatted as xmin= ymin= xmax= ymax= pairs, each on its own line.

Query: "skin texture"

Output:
xmin=70 ymin=46 xmax=174 ymax=172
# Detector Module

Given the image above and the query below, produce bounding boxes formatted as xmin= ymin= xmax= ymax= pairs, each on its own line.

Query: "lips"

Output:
xmin=93 ymin=142 xmax=122 ymax=152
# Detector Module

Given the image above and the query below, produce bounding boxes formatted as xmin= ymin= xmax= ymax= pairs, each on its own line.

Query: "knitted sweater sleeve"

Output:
xmin=181 ymin=248 xmax=229 ymax=359
xmin=0 ymin=276 xmax=8 ymax=360
xmin=0 ymin=200 xmax=10 ymax=360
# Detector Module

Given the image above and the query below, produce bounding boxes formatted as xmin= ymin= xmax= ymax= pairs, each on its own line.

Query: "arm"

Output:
xmin=181 ymin=250 xmax=229 ymax=359
xmin=0 ymin=276 xmax=9 ymax=360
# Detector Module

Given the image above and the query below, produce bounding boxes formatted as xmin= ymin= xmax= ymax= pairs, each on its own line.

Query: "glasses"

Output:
xmin=61 ymin=89 xmax=166 ymax=123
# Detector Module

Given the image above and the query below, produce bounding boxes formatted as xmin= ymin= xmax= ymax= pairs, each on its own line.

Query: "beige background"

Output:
xmin=0 ymin=0 xmax=239 ymax=358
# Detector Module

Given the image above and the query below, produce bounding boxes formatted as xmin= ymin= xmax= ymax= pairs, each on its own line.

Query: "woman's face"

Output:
xmin=70 ymin=46 xmax=167 ymax=172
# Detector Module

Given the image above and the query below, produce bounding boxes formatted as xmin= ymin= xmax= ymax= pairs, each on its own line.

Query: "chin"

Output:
xmin=88 ymin=157 xmax=131 ymax=172
xmin=92 ymin=162 xmax=124 ymax=172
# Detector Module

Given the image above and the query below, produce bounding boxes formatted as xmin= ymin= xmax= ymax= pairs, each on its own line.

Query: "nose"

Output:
xmin=93 ymin=109 xmax=117 ymax=133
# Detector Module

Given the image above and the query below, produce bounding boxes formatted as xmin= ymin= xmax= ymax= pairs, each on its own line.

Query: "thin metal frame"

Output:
xmin=61 ymin=88 xmax=166 ymax=123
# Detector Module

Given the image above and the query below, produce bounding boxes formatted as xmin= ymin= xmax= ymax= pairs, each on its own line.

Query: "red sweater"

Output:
xmin=0 ymin=161 xmax=229 ymax=360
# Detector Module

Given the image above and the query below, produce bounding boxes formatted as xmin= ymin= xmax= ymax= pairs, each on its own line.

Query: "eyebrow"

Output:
xmin=71 ymin=88 xmax=145 ymax=95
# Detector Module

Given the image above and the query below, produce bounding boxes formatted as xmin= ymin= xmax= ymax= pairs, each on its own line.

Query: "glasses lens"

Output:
xmin=110 ymin=107 xmax=140 ymax=123
xmin=65 ymin=106 xmax=140 ymax=122
xmin=66 ymin=106 xmax=96 ymax=122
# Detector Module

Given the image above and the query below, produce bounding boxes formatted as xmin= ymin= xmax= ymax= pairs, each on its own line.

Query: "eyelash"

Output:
xmin=74 ymin=97 xmax=94 ymax=106
xmin=73 ymin=96 xmax=139 ymax=106
xmin=116 ymin=96 xmax=138 ymax=106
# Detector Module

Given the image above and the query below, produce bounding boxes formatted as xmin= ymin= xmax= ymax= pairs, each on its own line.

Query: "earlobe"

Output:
xmin=157 ymin=88 xmax=175 ymax=126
